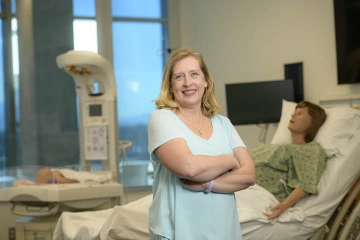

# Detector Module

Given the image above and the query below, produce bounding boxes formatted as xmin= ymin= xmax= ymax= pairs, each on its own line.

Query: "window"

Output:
xmin=73 ymin=19 xmax=98 ymax=52
xmin=73 ymin=0 xmax=97 ymax=52
xmin=71 ymin=0 xmax=169 ymax=188
xmin=113 ymin=21 xmax=165 ymax=188
xmin=1 ymin=0 xmax=168 ymax=187
xmin=113 ymin=0 xmax=168 ymax=188
xmin=73 ymin=0 xmax=95 ymax=17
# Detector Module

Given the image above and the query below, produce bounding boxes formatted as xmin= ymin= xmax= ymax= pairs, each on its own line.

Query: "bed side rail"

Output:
xmin=325 ymin=176 xmax=360 ymax=240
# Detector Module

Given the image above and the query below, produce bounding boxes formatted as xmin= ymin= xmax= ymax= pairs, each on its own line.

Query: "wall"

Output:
xmin=169 ymin=0 xmax=360 ymax=148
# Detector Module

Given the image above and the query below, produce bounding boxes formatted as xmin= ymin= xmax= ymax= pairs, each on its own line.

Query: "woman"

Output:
xmin=254 ymin=101 xmax=327 ymax=220
xmin=148 ymin=47 xmax=255 ymax=240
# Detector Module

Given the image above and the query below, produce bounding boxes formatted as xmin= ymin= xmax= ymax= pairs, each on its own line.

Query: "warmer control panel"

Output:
xmin=84 ymin=125 xmax=108 ymax=160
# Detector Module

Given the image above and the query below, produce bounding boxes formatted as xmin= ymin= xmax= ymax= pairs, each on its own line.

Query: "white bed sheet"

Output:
xmin=54 ymin=123 xmax=360 ymax=240
xmin=53 ymin=195 xmax=152 ymax=240
xmin=53 ymin=209 xmax=112 ymax=240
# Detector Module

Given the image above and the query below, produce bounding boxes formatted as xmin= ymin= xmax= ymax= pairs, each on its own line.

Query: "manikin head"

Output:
xmin=288 ymin=101 xmax=326 ymax=143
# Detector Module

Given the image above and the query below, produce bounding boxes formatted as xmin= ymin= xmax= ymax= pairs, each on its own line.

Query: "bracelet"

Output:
xmin=205 ymin=180 xmax=214 ymax=193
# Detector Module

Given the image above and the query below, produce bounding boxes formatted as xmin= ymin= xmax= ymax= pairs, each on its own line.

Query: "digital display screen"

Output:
xmin=89 ymin=104 xmax=102 ymax=117
xmin=226 ymin=79 xmax=295 ymax=125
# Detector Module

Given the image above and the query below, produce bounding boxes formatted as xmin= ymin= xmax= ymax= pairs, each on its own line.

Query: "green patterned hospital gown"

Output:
xmin=251 ymin=141 xmax=327 ymax=202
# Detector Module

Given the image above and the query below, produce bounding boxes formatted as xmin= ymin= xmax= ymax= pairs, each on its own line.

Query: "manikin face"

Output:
xmin=288 ymin=107 xmax=312 ymax=135
xmin=170 ymin=56 xmax=208 ymax=109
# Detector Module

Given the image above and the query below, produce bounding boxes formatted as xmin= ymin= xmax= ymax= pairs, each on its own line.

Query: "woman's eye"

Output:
xmin=191 ymin=72 xmax=199 ymax=77
xmin=175 ymin=75 xmax=183 ymax=80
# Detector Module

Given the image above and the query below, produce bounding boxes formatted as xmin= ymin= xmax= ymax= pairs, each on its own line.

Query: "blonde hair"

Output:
xmin=154 ymin=47 xmax=221 ymax=118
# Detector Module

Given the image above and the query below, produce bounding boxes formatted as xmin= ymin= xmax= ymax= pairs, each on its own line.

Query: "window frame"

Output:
xmin=1 ymin=0 xmax=17 ymax=170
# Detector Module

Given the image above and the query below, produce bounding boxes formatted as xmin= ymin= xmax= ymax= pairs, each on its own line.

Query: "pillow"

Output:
xmin=271 ymin=99 xmax=360 ymax=157
xmin=271 ymin=100 xmax=296 ymax=145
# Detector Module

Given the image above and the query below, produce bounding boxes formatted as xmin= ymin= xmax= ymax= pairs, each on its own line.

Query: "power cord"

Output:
xmin=257 ymin=123 xmax=270 ymax=144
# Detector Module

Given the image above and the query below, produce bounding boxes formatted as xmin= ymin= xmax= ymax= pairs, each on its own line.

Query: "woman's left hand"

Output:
xmin=263 ymin=203 xmax=286 ymax=220
xmin=179 ymin=178 xmax=209 ymax=192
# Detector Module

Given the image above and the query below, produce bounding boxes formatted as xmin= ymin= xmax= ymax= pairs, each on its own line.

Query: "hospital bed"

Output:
xmin=0 ymin=51 xmax=127 ymax=240
xmin=53 ymin=101 xmax=360 ymax=240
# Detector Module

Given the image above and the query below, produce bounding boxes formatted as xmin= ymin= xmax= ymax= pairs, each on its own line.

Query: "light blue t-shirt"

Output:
xmin=148 ymin=109 xmax=246 ymax=240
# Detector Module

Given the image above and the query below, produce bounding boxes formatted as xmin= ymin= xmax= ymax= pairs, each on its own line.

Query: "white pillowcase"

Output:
xmin=271 ymin=100 xmax=297 ymax=145
xmin=271 ymin=99 xmax=360 ymax=157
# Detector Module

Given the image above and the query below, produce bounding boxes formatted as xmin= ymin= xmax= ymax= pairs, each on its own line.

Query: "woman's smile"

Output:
xmin=182 ymin=89 xmax=197 ymax=96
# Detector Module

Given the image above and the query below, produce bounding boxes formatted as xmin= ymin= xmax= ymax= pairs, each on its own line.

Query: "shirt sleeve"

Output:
xmin=148 ymin=109 xmax=186 ymax=160
xmin=226 ymin=117 xmax=246 ymax=149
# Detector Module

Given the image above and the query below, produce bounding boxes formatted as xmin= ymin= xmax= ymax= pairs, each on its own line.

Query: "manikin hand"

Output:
xmin=264 ymin=202 xmax=287 ymax=220
xmin=179 ymin=178 xmax=209 ymax=192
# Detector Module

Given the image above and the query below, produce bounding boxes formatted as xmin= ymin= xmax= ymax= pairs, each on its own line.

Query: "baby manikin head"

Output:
xmin=35 ymin=167 xmax=54 ymax=184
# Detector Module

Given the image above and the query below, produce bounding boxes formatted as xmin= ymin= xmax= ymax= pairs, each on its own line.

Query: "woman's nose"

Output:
xmin=183 ymin=75 xmax=191 ymax=86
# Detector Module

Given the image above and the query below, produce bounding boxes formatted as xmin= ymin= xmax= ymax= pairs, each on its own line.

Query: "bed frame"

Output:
xmin=309 ymin=175 xmax=360 ymax=240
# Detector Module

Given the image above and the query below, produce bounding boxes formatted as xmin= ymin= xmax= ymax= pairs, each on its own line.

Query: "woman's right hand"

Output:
xmin=179 ymin=178 xmax=209 ymax=192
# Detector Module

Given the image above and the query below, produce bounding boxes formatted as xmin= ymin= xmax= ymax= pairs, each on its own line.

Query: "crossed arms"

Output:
xmin=154 ymin=138 xmax=256 ymax=193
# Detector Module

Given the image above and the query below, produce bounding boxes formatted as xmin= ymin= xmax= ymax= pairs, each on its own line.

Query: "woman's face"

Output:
xmin=288 ymin=107 xmax=312 ymax=135
xmin=170 ymin=56 xmax=208 ymax=109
